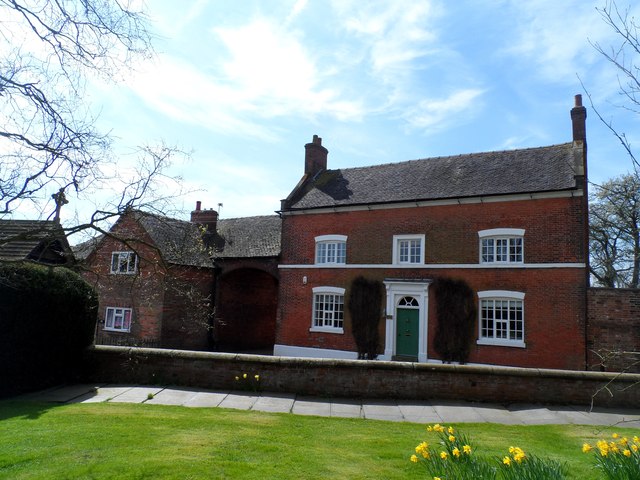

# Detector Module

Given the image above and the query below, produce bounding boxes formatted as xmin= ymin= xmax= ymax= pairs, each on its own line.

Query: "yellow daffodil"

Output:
xmin=612 ymin=433 xmax=619 ymax=439
xmin=434 ymin=477 xmax=442 ymax=480
xmin=463 ymin=445 xmax=472 ymax=455
xmin=440 ymin=451 xmax=448 ymax=460
xmin=427 ymin=425 xmax=433 ymax=432
xmin=632 ymin=445 xmax=639 ymax=453
xmin=243 ymin=373 xmax=247 ymax=379
xmin=623 ymin=449 xmax=632 ymax=457
xmin=453 ymin=447 xmax=461 ymax=457
xmin=254 ymin=374 xmax=260 ymax=381
xmin=410 ymin=454 xmax=418 ymax=463
xmin=415 ymin=442 xmax=430 ymax=459
xmin=448 ymin=426 xmax=455 ymax=434
xmin=448 ymin=435 xmax=456 ymax=442
xmin=582 ymin=443 xmax=592 ymax=453
xmin=503 ymin=456 xmax=511 ymax=466
xmin=633 ymin=436 xmax=639 ymax=444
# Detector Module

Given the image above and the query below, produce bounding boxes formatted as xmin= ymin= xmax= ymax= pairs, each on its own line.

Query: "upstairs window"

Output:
xmin=104 ymin=307 xmax=132 ymax=332
xmin=315 ymin=235 xmax=347 ymax=265
xmin=477 ymin=291 xmax=525 ymax=348
xmin=393 ymin=234 xmax=425 ymax=265
xmin=311 ymin=287 xmax=345 ymax=333
xmin=111 ymin=251 xmax=138 ymax=274
xmin=478 ymin=229 xmax=524 ymax=264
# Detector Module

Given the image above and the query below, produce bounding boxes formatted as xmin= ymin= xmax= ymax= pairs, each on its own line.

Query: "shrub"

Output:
xmin=433 ymin=277 xmax=476 ymax=363
xmin=348 ymin=276 xmax=383 ymax=359
xmin=0 ymin=262 xmax=98 ymax=397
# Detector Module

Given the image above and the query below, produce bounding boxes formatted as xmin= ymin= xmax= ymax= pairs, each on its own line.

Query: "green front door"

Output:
xmin=396 ymin=308 xmax=419 ymax=358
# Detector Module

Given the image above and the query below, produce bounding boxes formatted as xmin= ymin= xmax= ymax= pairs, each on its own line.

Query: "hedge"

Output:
xmin=0 ymin=262 xmax=98 ymax=397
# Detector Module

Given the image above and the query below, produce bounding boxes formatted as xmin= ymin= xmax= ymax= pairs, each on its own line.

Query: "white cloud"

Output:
xmin=501 ymin=1 xmax=619 ymax=83
xmin=335 ymin=0 xmax=440 ymax=76
xmin=405 ymin=89 xmax=485 ymax=132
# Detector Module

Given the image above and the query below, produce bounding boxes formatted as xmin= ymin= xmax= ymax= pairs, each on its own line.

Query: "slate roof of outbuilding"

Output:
xmin=0 ymin=219 xmax=72 ymax=263
xmin=214 ymin=215 xmax=282 ymax=258
xmin=286 ymin=143 xmax=582 ymax=210
xmin=135 ymin=212 xmax=214 ymax=268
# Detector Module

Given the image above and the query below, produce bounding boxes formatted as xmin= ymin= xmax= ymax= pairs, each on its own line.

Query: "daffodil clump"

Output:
xmin=233 ymin=372 xmax=261 ymax=392
xmin=582 ymin=433 xmax=640 ymax=479
xmin=498 ymin=445 xmax=566 ymax=480
xmin=411 ymin=425 xmax=566 ymax=479
xmin=410 ymin=424 xmax=495 ymax=479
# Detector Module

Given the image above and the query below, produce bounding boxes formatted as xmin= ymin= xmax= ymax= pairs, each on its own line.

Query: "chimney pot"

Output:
xmin=571 ymin=94 xmax=587 ymax=144
xmin=190 ymin=202 xmax=218 ymax=232
xmin=304 ymin=134 xmax=328 ymax=176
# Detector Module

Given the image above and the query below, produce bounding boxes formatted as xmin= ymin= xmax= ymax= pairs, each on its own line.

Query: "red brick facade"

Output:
xmin=83 ymin=214 xmax=214 ymax=350
xmin=276 ymin=197 xmax=588 ymax=369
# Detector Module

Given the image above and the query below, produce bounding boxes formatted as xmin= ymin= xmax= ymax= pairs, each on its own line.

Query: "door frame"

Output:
xmin=383 ymin=280 xmax=432 ymax=363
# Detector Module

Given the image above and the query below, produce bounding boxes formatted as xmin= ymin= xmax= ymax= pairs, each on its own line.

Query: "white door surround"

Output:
xmin=383 ymin=279 xmax=432 ymax=363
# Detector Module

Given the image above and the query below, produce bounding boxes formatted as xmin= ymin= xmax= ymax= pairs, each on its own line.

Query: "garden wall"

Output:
xmin=83 ymin=345 xmax=640 ymax=408
xmin=587 ymin=287 xmax=640 ymax=373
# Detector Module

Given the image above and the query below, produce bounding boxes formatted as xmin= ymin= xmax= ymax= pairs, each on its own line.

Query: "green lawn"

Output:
xmin=0 ymin=400 xmax=637 ymax=479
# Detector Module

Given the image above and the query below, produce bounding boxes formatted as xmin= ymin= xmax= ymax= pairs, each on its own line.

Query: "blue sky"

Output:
xmin=90 ymin=0 xmax=640 ymax=220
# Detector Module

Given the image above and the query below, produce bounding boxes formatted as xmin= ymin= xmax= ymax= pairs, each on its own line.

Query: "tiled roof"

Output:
xmin=72 ymin=212 xmax=282 ymax=265
xmin=286 ymin=143 xmax=582 ymax=210
xmin=213 ymin=215 xmax=282 ymax=258
xmin=135 ymin=212 xmax=214 ymax=268
xmin=0 ymin=219 xmax=72 ymax=264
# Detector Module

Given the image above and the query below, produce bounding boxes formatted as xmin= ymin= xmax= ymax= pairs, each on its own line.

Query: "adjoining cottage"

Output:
xmin=275 ymin=96 xmax=589 ymax=370
xmin=81 ymin=207 xmax=281 ymax=351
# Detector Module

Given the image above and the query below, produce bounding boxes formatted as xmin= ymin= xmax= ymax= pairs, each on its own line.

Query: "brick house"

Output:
xmin=275 ymin=96 xmax=589 ymax=370
xmin=81 ymin=206 xmax=280 ymax=351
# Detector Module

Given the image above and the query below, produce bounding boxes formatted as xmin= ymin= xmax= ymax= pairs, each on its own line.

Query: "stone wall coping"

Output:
xmin=89 ymin=345 xmax=640 ymax=384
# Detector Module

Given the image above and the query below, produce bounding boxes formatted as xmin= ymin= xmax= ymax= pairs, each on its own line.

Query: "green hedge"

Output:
xmin=0 ymin=262 xmax=98 ymax=397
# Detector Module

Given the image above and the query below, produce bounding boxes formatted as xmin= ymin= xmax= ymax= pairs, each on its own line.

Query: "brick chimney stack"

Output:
xmin=571 ymin=94 xmax=587 ymax=145
xmin=304 ymin=134 xmax=328 ymax=176
xmin=190 ymin=201 xmax=218 ymax=232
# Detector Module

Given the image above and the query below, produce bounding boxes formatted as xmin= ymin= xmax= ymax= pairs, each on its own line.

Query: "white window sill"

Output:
xmin=476 ymin=339 xmax=526 ymax=348
xmin=109 ymin=272 xmax=137 ymax=275
xmin=314 ymin=263 xmax=346 ymax=267
xmin=103 ymin=327 xmax=131 ymax=333
xmin=479 ymin=261 xmax=524 ymax=266
xmin=309 ymin=327 xmax=344 ymax=334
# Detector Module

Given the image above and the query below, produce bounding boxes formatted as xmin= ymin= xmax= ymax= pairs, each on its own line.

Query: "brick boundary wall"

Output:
xmin=587 ymin=288 xmax=640 ymax=373
xmin=84 ymin=345 xmax=640 ymax=408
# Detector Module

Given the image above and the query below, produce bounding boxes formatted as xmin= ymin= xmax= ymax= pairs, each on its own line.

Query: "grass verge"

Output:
xmin=0 ymin=400 xmax=637 ymax=479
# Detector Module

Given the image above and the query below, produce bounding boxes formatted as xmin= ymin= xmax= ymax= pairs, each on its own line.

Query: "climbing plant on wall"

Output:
xmin=433 ymin=277 xmax=476 ymax=364
xmin=348 ymin=276 xmax=383 ymax=360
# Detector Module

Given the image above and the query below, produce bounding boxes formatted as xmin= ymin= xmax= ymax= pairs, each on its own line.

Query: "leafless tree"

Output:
xmin=589 ymin=174 xmax=640 ymax=288
xmin=0 ymin=0 xmax=186 ymax=238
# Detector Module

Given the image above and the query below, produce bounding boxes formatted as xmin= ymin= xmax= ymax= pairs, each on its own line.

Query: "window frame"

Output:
xmin=478 ymin=229 xmax=525 ymax=264
xmin=392 ymin=234 xmax=425 ymax=265
xmin=476 ymin=290 xmax=525 ymax=348
xmin=310 ymin=286 xmax=345 ymax=334
xmin=110 ymin=251 xmax=138 ymax=274
xmin=104 ymin=306 xmax=133 ymax=332
xmin=314 ymin=235 xmax=347 ymax=265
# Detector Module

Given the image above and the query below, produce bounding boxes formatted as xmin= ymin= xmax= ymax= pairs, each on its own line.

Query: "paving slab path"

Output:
xmin=18 ymin=384 xmax=640 ymax=427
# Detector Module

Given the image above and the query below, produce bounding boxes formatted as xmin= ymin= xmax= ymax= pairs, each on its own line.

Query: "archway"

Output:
xmin=215 ymin=268 xmax=278 ymax=352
